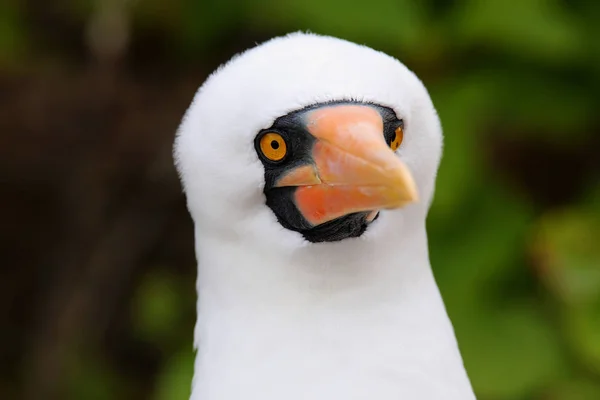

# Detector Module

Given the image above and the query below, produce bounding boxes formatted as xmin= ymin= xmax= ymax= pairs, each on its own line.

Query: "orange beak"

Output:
xmin=274 ymin=105 xmax=418 ymax=226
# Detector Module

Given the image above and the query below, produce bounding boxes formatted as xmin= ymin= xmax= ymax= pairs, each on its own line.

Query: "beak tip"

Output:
xmin=390 ymin=163 xmax=419 ymax=206
xmin=407 ymin=182 xmax=419 ymax=203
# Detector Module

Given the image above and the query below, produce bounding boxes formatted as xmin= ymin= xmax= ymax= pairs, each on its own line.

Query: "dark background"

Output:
xmin=2 ymin=1 xmax=599 ymax=399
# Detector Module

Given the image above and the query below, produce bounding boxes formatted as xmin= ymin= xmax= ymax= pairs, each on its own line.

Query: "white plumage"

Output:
xmin=174 ymin=32 xmax=475 ymax=400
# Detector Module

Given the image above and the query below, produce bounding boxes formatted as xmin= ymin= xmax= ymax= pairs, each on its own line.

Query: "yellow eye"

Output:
xmin=390 ymin=125 xmax=404 ymax=151
xmin=259 ymin=132 xmax=287 ymax=161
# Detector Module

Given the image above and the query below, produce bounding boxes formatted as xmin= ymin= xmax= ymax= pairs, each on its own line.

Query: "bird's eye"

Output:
xmin=390 ymin=125 xmax=403 ymax=151
xmin=259 ymin=132 xmax=287 ymax=161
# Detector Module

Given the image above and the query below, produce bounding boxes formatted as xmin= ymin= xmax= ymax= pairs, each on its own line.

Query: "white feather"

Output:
xmin=175 ymin=31 xmax=475 ymax=400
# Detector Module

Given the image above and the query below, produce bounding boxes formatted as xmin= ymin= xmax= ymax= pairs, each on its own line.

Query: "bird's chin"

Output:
xmin=302 ymin=211 xmax=379 ymax=243
xmin=264 ymin=187 xmax=381 ymax=242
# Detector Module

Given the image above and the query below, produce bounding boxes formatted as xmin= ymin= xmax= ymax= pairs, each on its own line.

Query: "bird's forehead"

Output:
xmin=198 ymin=34 xmax=416 ymax=138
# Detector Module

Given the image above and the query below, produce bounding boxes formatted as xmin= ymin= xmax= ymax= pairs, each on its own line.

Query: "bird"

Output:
xmin=174 ymin=32 xmax=476 ymax=400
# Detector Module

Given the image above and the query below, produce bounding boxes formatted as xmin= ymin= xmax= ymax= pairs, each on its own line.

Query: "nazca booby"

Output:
xmin=174 ymin=32 xmax=475 ymax=400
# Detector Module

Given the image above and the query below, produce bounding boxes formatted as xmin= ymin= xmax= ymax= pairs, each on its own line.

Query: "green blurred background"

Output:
xmin=1 ymin=0 xmax=599 ymax=399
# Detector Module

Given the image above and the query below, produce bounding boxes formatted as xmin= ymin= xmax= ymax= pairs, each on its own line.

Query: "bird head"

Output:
xmin=175 ymin=32 xmax=442 ymax=252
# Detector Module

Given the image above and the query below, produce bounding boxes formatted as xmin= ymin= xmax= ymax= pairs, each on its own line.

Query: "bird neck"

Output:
xmin=190 ymin=223 xmax=474 ymax=400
